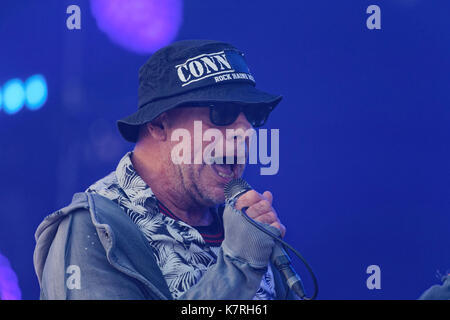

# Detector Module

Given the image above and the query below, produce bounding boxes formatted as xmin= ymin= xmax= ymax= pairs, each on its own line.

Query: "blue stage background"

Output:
xmin=0 ymin=0 xmax=449 ymax=299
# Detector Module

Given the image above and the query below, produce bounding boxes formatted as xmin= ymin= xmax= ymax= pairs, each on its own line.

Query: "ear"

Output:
xmin=146 ymin=113 xmax=170 ymax=141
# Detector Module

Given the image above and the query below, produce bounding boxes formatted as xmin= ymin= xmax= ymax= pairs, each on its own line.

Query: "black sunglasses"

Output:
xmin=182 ymin=102 xmax=274 ymax=127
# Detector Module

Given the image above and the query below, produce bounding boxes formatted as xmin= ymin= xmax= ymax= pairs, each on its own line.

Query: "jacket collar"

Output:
xmin=35 ymin=191 xmax=172 ymax=300
xmin=85 ymin=192 xmax=173 ymax=299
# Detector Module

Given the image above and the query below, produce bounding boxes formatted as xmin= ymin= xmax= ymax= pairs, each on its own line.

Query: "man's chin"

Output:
xmin=197 ymin=164 xmax=244 ymax=205
xmin=198 ymin=184 xmax=226 ymax=206
xmin=205 ymin=191 xmax=226 ymax=206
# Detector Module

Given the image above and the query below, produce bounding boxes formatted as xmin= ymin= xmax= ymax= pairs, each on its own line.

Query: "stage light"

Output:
xmin=0 ymin=252 xmax=21 ymax=300
xmin=25 ymin=74 xmax=48 ymax=110
xmin=3 ymin=79 xmax=25 ymax=115
xmin=0 ymin=75 xmax=48 ymax=115
xmin=90 ymin=0 xmax=183 ymax=54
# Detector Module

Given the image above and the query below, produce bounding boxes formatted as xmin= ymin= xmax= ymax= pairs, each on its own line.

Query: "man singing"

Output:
xmin=33 ymin=40 xmax=296 ymax=299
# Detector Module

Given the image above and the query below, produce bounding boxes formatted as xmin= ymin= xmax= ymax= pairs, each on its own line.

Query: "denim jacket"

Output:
xmin=33 ymin=192 xmax=297 ymax=300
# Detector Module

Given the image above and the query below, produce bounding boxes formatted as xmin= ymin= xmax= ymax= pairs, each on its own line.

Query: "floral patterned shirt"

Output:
xmin=85 ymin=152 xmax=275 ymax=299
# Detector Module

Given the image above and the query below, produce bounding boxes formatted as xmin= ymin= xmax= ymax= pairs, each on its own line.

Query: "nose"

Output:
xmin=230 ymin=112 xmax=252 ymax=131
xmin=223 ymin=112 xmax=252 ymax=145
xmin=224 ymin=112 xmax=253 ymax=162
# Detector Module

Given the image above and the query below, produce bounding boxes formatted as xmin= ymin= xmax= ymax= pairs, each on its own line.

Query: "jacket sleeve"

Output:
xmin=418 ymin=274 xmax=450 ymax=300
xmin=178 ymin=204 xmax=281 ymax=300
xmin=40 ymin=209 xmax=149 ymax=300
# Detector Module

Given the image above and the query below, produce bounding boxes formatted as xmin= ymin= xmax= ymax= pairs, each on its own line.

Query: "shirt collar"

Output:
xmin=115 ymin=151 xmax=155 ymax=205
xmin=115 ymin=151 xmax=221 ymax=227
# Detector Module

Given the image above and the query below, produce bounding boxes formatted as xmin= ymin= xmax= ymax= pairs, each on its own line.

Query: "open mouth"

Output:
xmin=209 ymin=156 xmax=244 ymax=181
xmin=211 ymin=163 xmax=235 ymax=179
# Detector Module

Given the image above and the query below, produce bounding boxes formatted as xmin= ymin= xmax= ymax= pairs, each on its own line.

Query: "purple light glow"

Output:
xmin=90 ymin=0 xmax=183 ymax=54
xmin=0 ymin=252 xmax=21 ymax=300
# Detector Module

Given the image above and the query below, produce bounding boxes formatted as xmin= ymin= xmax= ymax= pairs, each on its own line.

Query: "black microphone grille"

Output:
xmin=224 ymin=178 xmax=253 ymax=202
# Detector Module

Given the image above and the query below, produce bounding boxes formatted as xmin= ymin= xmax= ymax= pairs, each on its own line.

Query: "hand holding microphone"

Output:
xmin=224 ymin=178 xmax=318 ymax=300
xmin=234 ymin=189 xmax=286 ymax=238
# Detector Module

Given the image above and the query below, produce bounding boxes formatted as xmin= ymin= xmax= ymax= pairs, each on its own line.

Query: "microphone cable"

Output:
xmin=238 ymin=204 xmax=319 ymax=300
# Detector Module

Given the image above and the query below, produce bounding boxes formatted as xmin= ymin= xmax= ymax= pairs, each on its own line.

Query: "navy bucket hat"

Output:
xmin=117 ymin=39 xmax=282 ymax=142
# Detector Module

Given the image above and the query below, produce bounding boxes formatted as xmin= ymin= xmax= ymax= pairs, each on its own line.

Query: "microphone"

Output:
xmin=224 ymin=178 xmax=308 ymax=299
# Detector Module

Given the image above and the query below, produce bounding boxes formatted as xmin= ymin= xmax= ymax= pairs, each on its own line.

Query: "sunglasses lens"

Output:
xmin=244 ymin=105 xmax=271 ymax=127
xmin=210 ymin=104 xmax=241 ymax=126
xmin=209 ymin=104 xmax=273 ymax=127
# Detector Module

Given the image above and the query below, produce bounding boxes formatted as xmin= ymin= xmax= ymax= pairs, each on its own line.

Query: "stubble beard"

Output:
xmin=180 ymin=164 xmax=225 ymax=207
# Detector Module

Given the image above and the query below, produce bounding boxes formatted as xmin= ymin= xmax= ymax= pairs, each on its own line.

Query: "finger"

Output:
xmin=270 ymin=221 xmax=286 ymax=238
xmin=235 ymin=190 xmax=263 ymax=211
xmin=252 ymin=211 xmax=277 ymax=225
xmin=245 ymin=199 xmax=273 ymax=219
xmin=262 ymin=191 xmax=273 ymax=205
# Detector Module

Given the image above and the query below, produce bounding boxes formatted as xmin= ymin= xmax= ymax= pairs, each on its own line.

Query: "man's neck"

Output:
xmin=130 ymin=150 xmax=213 ymax=227
xmin=155 ymin=194 xmax=213 ymax=226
